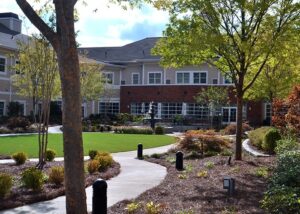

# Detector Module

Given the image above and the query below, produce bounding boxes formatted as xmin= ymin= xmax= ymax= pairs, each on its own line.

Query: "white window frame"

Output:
xmin=148 ymin=72 xmax=162 ymax=85
xmin=103 ymin=72 xmax=114 ymax=84
xmin=132 ymin=73 xmax=140 ymax=85
xmin=0 ymin=100 xmax=6 ymax=116
xmin=98 ymin=101 xmax=120 ymax=115
xmin=222 ymin=107 xmax=237 ymax=124
xmin=176 ymin=71 xmax=190 ymax=84
xmin=264 ymin=103 xmax=272 ymax=120
xmin=0 ymin=55 xmax=7 ymax=75
xmin=193 ymin=71 xmax=208 ymax=84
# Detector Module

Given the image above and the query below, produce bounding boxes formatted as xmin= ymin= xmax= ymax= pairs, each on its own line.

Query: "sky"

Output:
xmin=0 ymin=0 xmax=169 ymax=47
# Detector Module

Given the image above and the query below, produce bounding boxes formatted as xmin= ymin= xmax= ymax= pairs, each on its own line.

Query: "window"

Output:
xmin=103 ymin=72 xmax=113 ymax=84
xmin=15 ymin=60 xmax=21 ymax=74
xmin=176 ymin=72 xmax=190 ymax=84
xmin=148 ymin=72 xmax=162 ymax=84
xmin=222 ymin=107 xmax=237 ymax=123
xmin=212 ymin=78 xmax=218 ymax=84
xmin=265 ymin=103 xmax=272 ymax=121
xmin=17 ymin=101 xmax=25 ymax=116
xmin=193 ymin=72 xmax=207 ymax=84
xmin=130 ymin=103 xmax=143 ymax=115
xmin=224 ymin=74 xmax=233 ymax=84
xmin=132 ymin=73 xmax=139 ymax=85
xmin=99 ymin=102 xmax=119 ymax=115
xmin=186 ymin=103 xmax=209 ymax=119
xmin=0 ymin=101 xmax=4 ymax=116
xmin=0 ymin=57 xmax=6 ymax=73
xmin=161 ymin=103 xmax=182 ymax=119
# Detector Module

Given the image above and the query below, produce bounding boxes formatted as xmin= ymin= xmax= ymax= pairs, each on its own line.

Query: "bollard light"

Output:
xmin=137 ymin=144 xmax=143 ymax=160
xmin=223 ymin=176 xmax=235 ymax=196
xmin=176 ymin=151 xmax=184 ymax=171
xmin=93 ymin=179 xmax=107 ymax=214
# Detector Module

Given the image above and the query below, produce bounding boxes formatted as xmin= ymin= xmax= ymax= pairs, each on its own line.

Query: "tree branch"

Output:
xmin=16 ymin=0 xmax=59 ymax=50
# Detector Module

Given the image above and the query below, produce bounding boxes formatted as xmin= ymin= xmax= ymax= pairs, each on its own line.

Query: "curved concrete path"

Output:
xmin=242 ymin=139 xmax=270 ymax=157
xmin=0 ymin=144 xmax=174 ymax=214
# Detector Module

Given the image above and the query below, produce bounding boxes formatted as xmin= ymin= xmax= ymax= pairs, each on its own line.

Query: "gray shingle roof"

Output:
xmin=78 ymin=37 xmax=161 ymax=64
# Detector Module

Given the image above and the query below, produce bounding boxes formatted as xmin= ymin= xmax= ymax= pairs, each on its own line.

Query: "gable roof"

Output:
xmin=78 ymin=37 xmax=161 ymax=64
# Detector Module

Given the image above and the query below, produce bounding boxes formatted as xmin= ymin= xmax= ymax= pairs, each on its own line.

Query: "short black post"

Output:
xmin=137 ymin=144 xmax=143 ymax=160
xmin=176 ymin=151 xmax=184 ymax=171
xmin=92 ymin=179 xmax=107 ymax=214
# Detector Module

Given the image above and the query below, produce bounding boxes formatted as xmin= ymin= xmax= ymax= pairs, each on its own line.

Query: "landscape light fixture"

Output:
xmin=223 ymin=176 xmax=235 ymax=196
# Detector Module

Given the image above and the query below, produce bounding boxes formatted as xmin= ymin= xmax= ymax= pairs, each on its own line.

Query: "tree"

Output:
xmin=79 ymin=55 xmax=104 ymax=103
xmin=11 ymin=36 xmax=60 ymax=169
xmin=194 ymin=86 xmax=229 ymax=128
xmin=245 ymin=36 xmax=300 ymax=103
xmin=16 ymin=0 xmax=87 ymax=212
xmin=153 ymin=0 xmax=300 ymax=160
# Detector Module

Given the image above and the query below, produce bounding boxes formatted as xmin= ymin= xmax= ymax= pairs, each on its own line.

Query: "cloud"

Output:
xmin=0 ymin=0 xmax=169 ymax=47
xmin=120 ymin=21 xmax=166 ymax=41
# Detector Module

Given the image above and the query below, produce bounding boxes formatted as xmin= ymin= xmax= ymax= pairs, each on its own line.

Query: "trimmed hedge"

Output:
xmin=114 ymin=127 xmax=153 ymax=135
xmin=248 ymin=127 xmax=273 ymax=149
xmin=262 ymin=128 xmax=281 ymax=154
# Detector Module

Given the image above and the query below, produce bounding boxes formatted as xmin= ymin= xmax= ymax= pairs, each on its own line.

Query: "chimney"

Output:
xmin=0 ymin=13 xmax=22 ymax=34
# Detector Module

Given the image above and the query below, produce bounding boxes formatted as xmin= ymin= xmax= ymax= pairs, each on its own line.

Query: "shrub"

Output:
xmin=21 ymin=167 xmax=44 ymax=190
xmin=89 ymin=150 xmax=99 ymax=160
xmin=95 ymin=153 xmax=114 ymax=172
xmin=49 ymin=166 xmax=64 ymax=185
xmin=7 ymin=117 xmax=30 ymax=130
xmin=262 ymin=128 xmax=281 ymax=154
xmin=178 ymin=134 xmax=201 ymax=151
xmin=261 ymin=186 xmax=300 ymax=214
xmin=12 ymin=152 xmax=27 ymax=165
xmin=255 ymin=167 xmax=269 ymax=178
xmin=220 ymin=149 xmax=233 ymax=156
xmin=0 ymin=127 xmax=11 ymax=134
xmin=145 ymin=201 xmax=163 ymax=214
xmin=87 ymin=160 xmax=100 ymax=174
xmin=204 ymin=161 xmax=214 ymax=169
xmin=125 ymin=202 xmax=141 ymax=214
xmin=222 ymin=122 xmax=253 ymax=135
xmin=46 ymin=149 xmax=56 ymax=161
xmin=0 ymin=173 xmax=13 ymax=198
xmin=114 ymin=126 xmax=153 ymax=135
xmin=155 ymin=126 xmax=164 ymax=135
xmin=275 ymin=137 xmax=299 ymax=154
xmin=197 ymin=170 xmax=208 ymax=178
xmin=248 ymin=127 xmax=273 ymax=149
xmin=184 ymin=151 xmax=202 ymax=159
xmin=270 ymin=151 xmax=300 ymax=188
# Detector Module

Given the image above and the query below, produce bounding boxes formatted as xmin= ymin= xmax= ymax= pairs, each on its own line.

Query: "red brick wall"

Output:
xmin=120 ymin=85 xmax=264 ymax=126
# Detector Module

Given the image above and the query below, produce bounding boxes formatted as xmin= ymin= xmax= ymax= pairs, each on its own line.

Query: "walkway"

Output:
xmin=0 ymin=144 xmax=175 ymax=214
xmin=242 ymin=139 xmax=270 ymax=157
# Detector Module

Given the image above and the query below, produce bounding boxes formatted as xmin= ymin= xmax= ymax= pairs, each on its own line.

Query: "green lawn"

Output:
xmin=0 ymin=133 xmax=175 ymax=158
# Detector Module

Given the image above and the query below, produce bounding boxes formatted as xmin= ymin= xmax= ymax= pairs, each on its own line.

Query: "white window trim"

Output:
xmin=131 ymin=72 xmax=140 ymax=85
xmin=222 ymin=107 xmax=237 ymax=124
xmin=0 ymin=55 xmax=7 ymax=75
xmin=175 ymin=71 xmax=208 ymax=85
xmin=148 ymin=71 xmax=162 ymax=85
xmin=98 ymin=101 xmax=120 ymax=114
xmin=264 ymin=103 xmax=272 ymax=120
xmin=175 ymin=71 xmax=190 ymax=84
xmin=223 ymin=73 xmax=234 ymax=85
xmin=0 ymin=100 xmax=6 ymax=116
xmin=103 ymin=72 xmax=114 ymax=84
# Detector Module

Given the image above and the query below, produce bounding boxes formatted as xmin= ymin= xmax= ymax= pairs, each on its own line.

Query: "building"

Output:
xmin=79 ymin=38 xmax=270 ymax=126
xmin=0 ymin=12 xmax=270 ymax=126
xmin=0 ymin=12 xmax=31 ymax=117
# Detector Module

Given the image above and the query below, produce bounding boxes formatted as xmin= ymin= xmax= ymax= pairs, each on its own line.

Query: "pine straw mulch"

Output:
xmin=109 ymin=153 xmax=275 ymax=214
xmin=0 ymin=159 xmax=120 ymax=211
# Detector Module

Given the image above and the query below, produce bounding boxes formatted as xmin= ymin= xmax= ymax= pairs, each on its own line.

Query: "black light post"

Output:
xmin=92 ymin=179 xmax=107 ymax=214
xmin=176 ymin=151 xmax=184 ymax=171
xmin=137 ymin=143 xmax=143 ymax=160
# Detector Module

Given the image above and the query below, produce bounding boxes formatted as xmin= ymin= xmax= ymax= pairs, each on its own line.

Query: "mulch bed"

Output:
xmin=0 ymin=159 xmax=120 ymax=211
xmin=109 ymin=153 xmax=275 ymax=214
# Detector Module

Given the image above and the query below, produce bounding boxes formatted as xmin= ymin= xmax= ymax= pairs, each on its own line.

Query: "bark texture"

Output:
xmin=16 ymin=0 xmax=87 ymax=213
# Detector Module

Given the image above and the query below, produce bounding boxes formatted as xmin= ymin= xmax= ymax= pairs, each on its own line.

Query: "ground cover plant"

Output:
xmin=0 ymin=153 xmax=120 ymax=210
xmin=0 ymin=133 xmax=175 ymax=158
xmin=109 ymin=152 xmax=275 ymax=213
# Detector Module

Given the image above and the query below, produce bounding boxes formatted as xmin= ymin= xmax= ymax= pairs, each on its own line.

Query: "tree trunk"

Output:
xmin=57 ymin=48 xmax=87 ymax=214
xmin=235 ymin=95 xmax=243 ymax=160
